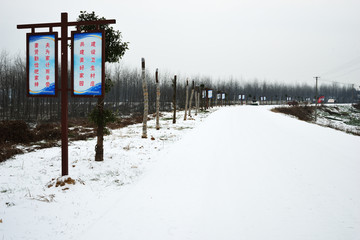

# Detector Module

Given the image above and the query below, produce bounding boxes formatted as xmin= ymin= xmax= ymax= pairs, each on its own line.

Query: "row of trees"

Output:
xmin=0 ymin=51 xmax=356 ymax=121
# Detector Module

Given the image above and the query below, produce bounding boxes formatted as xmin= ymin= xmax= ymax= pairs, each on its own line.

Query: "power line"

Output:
xmin=323 ymin=66 xmax=360 ymax=81
xmin=321 ymin=55 xmax=360 ymax=77
xmin=319 ymin=78 xmax=354 ymax=86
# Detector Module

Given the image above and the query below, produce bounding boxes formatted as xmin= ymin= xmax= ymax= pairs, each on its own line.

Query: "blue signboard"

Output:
xmin=72 ymin=31 xmax=104 ymax=97
xmin=27 ymin=33 xmax=57 ymax=96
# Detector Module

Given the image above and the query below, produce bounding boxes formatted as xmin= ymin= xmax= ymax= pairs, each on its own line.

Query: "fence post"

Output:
xmin=184 ymin=79 xmax=189 ymax=120
xmin=172 ymin=75 xmax=177 ymax=124
xmin=155 ymin=68 xmax=160 ymax=130
xmin=141 ymin=58 xmax=148 ymax=138
xmin=195 ymin=86 xmax=199 ymax=115
xmin=188 ymin=80 xmax=195 ymax=117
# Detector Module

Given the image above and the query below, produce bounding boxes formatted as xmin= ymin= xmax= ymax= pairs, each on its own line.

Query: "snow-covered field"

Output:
xmin=1 ymin=106 xmax=360 ymax=240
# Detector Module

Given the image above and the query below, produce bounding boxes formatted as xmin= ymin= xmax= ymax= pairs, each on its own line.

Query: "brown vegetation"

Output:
xmin=0 ymin=113 xmax=145 ymax=163
xmin=353 ymin=103 xmax=360 ymax=110
xmin=271 ymin=106 xmax=315 ymax=122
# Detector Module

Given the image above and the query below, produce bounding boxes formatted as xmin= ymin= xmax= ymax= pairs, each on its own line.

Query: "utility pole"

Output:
xmin=314 ymin=76 xmax=320 ymax=122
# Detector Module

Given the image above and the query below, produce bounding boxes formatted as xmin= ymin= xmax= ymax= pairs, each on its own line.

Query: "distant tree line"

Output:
xmin=0 ymin=51 xmax=356 ymax=122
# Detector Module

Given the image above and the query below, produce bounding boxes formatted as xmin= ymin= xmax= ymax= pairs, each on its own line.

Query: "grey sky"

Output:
xmin=1 ymin=0 xmax=360 ymax=85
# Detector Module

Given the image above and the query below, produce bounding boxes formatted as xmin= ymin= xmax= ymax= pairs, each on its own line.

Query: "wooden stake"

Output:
xmin=155 ymin=68 xmax=160 ymax=130
xmin=141 ymin=58 xmax=148 ymax=138
xmin=184 ymin=79 xmax=189 ymax=121
xmin=188 ymin=81 xmax=195 ymax=117
xmin=172 ymin=75 xmax=177 ymax=124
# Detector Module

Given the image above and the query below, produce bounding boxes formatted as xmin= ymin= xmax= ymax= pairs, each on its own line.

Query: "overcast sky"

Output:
xmin=1 ymin=0 xmax=360 ymax=86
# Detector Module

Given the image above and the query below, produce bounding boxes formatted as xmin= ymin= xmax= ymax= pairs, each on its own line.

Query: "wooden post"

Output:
xmin=188 ymin=81 xmax=194 ymax=117
xmin=215 ymin=91 xmax=218 ymax=107
xmin=155 ymin=68 xmax=160 ymax=130
xmin=314 ymin=76 xmax=319 ymax=122
xmin=172 ymin=75 xmax=177 ymax=124
xmin=184 ymin=79 xmax=189 ymax=120
xmin=60 ymin=13 xmax=69 ymax=173
xmin=195 ymin=86 xmax=199 ymax=116
xmin=199 ymin=84 xmax=204 ymax=110
xmin=141 ymin=58 xmax=148 ymax=138
xmin=18 ymin=13 xmax=116 ymax=175
xmin=205 ymin=88 xmax=209 ymax=109
xmin=194 ymin=87 xmax=198 ymax=116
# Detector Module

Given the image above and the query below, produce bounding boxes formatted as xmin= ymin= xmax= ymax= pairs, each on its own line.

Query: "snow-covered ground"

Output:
xmin=315 ymin=104 xmax=360 ymax=135
xmin=1 ymin=106 xmax=360 ymax=240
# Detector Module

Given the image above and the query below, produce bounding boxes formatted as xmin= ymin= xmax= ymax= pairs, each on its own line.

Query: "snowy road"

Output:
xmin=78 ymin=106 xmax=360 ymax=240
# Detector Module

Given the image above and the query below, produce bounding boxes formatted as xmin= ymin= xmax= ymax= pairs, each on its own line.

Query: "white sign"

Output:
xmin=72 ymin=31 xmax=104 ymax=96
xmin=202 ymin=90 xmax=206 ymax=99
xmin=28 ymin=33 xmax=57 ymax=96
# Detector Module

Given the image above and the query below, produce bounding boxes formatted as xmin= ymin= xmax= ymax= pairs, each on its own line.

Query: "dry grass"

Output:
xmin=0 ymin=114 xmax=145 ymax=163
xmin=271 ymin=106 xmax=315 ymax=122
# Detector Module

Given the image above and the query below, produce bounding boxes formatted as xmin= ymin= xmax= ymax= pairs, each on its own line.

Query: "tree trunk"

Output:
xmin=95 ymin=97 xmax=104 ymax=162
xmin=141 ymin=58 xmax=148 ymax=138
xmin=155 ymin=69 xmax=160 ymax=130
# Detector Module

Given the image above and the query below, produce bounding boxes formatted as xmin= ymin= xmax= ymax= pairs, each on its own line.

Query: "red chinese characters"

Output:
xmin=78 ymin=41 xmax=85 ymax=86
xmin=34 ymin=42 xmax=39 ymax=87
xmin=77 ymin=40 xmax=97 ymax=87
xmin=88 ymin=42 xmax=96 ymax=81
xmin=45 ymin=40 xmax=51 ymax=88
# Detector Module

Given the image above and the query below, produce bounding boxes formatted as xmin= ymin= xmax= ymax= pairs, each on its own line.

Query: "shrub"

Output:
xmin=272 ymin=106 xmax=315 ymax=122
xmin=0 ymin=120 xmax=34 ymax=144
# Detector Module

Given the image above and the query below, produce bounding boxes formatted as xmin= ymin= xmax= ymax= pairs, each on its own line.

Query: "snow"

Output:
xmin=315 ymin=104 xmax=360 ymax=135
xmin=1 ymin=106 xmax=360 ymax=240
